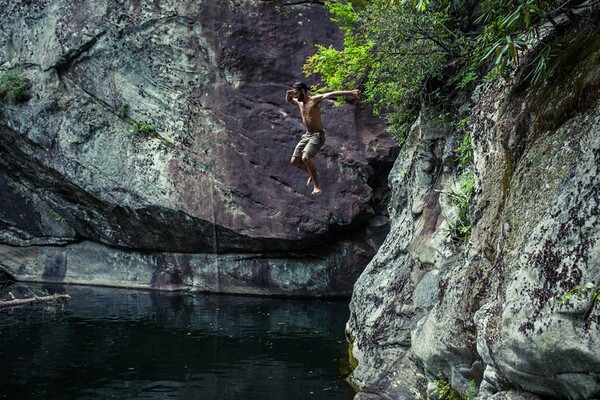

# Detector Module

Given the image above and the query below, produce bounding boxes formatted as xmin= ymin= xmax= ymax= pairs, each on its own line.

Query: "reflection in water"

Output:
xmin=0 ymin=284 xmax=355 ymax=400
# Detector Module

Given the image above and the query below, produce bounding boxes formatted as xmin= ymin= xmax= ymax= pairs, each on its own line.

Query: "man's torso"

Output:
xmin=298 ymin=98 xmax=323 ymax=132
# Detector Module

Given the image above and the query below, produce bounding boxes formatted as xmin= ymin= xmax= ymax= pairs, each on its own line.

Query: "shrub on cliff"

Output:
xmin=0 ymin=70 xmax=31 ymax=104
xmin=304 ymin=0 xmax=470 ymax=140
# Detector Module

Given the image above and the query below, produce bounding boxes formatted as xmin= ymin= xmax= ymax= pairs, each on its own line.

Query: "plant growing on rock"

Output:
xmin=134 ymin=122 xmax=157 ymax=136
xmin=431 ymin=372 xmax=476 ymax=400
xmin=445 ymin=170 xmax=475 ymax=241
xmin=558 ymin=282 xmax=600 ymax=320
xmin=126 ymin=119 xmax=157 ymax=137
xmin=475 ymin=0 xmax=591 ymax=82
xmin=447 ymin=117 xmax=475 ymax=241
xmin=50 ymin=210 xmax=67 ymax=223
xmin=455 ymin=118 xmax=473 ymax=166
xmin=125 ymin=119 xmax=175 ymax=145
xmin=0 ymin=70 xmax=31 ymax=104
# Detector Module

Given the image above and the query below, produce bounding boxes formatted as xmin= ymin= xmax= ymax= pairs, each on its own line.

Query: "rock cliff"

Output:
xmin=3 ymin=1 xmax=599 ymax=398
xmin=348 ymin=16 xmax=600 ymax=400
xmin=0 ymin=1 xmax=395 ymax=295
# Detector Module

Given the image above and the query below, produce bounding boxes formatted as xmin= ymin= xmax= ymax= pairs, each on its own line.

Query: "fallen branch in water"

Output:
xmin=0 ymin=294 xmax=71 ymax=309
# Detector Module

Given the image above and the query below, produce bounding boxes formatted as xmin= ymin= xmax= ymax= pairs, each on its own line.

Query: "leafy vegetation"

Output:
xmin=303 ymin=0 xmax=596 ymax=139
xmin=558 ymin=282 xmax=600 ymax=319
xmin=127 ymin=120 xmax=157 ymax=137
xmin=431 ymin=372 xmax=476 ymax=400
xmin=125 ymin=118 xmax=176 ymax=144
xmin=475 ymin=0 xmax=588 ymax=83
xmin=0 ymin=70 xmax=31 ymax=104
xmin=446 ymin=169 xmax=475 ymax=241
xmin=455 ymin=119 xmax=473 ymax=166
xmin=50 ymin=210 xmax=67 ymax=223
xmin=304 ymin=0 xmax=468 ymax=139
xmin=303 ymin=0 xmax=593 ymax=241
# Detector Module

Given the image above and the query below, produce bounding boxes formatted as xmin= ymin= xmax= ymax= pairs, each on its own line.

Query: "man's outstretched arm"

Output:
xmin=313 ymin=89 xmax=361 ymax=102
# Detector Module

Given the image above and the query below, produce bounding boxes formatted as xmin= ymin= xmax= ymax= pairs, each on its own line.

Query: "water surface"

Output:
xmin=0 ymin=284 xmax=355 ymax=400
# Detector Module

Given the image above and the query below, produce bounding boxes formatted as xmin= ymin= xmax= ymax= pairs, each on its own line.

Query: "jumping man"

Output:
xmin=285 ymin=82 xmax=361 ymax=195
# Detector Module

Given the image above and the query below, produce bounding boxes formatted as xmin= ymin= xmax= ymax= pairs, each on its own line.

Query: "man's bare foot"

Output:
xmin=311 ymin=188 xmax=322 ymax=196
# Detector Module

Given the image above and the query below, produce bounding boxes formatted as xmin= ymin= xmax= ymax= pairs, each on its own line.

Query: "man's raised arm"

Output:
xmin=285 ymin=90 xmax=297 ymax=103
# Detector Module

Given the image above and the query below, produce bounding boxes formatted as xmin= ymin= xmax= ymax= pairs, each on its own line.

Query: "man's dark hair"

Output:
xmin=293 ymin=81 xmax=309 ymax=91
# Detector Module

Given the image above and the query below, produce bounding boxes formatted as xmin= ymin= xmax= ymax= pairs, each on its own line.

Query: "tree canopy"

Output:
xmin=304 ymin=0 xmax=598 ymax=139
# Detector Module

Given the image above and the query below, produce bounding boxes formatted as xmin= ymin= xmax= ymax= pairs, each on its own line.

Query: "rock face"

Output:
xmin=0 ymin=1 xmax=395 ymax=294
xmin=348 ymin=20 xmax=600 ymax=400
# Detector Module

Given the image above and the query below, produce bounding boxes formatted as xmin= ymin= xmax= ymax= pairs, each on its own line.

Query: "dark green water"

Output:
xmin=0 ymin=284 xmax=355 ymax=400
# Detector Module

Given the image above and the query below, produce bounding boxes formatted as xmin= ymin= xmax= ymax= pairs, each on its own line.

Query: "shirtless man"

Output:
xmin=285 ymin=81 xmax=361 ymax=195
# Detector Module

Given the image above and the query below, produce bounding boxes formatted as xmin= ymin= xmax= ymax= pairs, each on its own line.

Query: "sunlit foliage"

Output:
xmin=304 ymin=0 xmax=596 ymax=138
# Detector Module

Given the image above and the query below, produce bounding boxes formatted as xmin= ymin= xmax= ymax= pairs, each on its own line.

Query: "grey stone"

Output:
xmin=0 ymin=239 xmax=374 ymax=296
xmin=348 ymin=21 xmax=600 ymax=400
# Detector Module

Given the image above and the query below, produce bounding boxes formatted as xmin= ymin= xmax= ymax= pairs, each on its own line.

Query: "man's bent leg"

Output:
xmin=293 ymin=156 xmax=317 ymax=188
xmin=302 ymin=152 xmax=321 ymax=195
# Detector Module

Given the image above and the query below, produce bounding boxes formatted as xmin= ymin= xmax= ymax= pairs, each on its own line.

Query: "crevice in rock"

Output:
xmin=0 ymin=266 xmax=16 ymax=283
xmin=279 ymin=0 xmax=326 ymax=7
xmin=51 ymin=31 xmax=106 ymax=76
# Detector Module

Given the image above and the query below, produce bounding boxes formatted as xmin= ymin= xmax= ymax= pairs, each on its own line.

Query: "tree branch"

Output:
xmin=0 ymin=294 xmax=71 ymax=309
